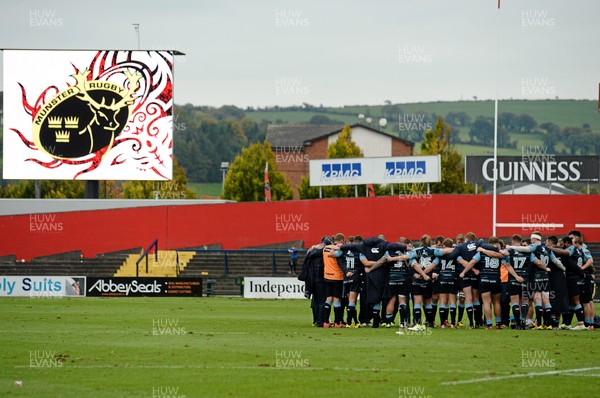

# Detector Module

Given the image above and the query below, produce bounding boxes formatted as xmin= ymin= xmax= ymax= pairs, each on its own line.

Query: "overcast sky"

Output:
xmin=1 ymin=0 xmax=598 ymax=108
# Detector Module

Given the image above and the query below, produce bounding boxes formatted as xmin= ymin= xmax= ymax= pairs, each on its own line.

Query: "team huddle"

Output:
xmin=299 ymin=230 xmax=596 ymax=331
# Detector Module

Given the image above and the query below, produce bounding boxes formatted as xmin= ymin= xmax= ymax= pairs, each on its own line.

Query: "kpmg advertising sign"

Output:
xmin=244 ymin=277 xmax=306 ymax=299
xmin=0 ymin=276 xmax=85 ymax=297
xmin=465 ymin=156 xmax=600 ymax=184
xmin=309 ymin=155 xmax=441 ymax=186
xmin=86 ymin=277 xmax=202 ymax=297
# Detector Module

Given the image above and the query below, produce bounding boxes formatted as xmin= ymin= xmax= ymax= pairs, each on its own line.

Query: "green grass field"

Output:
xmin=1 ymin=298 xmax=598 ymax=398
xmin=187 ymin=182 xmax=223 ymax=198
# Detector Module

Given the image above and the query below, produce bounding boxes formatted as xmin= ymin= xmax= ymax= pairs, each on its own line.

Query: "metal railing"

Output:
xmin=136 ymin=239 xmax=158 ymax=277
xmin=176 ymin=249 xmax=305 ymax=276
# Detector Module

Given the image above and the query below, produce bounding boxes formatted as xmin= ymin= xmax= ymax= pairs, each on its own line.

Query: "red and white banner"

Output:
xmin=264 ymin=162 xmax=272 ymax=201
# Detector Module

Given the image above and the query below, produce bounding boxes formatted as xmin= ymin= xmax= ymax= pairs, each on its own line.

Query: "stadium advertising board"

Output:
xmin=309 ymin=155 xmax=441 ymax=186
xmin=244 ymin=277 xmax=306 ymax=299
xmin=86 ymin=277 xmax=202 ymax=297
xmin=465 ymin=156 xmax=600 ymax=184
xmin=3 ymin=49 xmax=174 ymax=180
xmin=0 ymin=276 xmax=85 ymax=297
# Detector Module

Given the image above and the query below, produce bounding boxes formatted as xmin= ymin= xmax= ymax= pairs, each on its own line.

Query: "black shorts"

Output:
xmin=438 ymin=279 xmax=458 ymax=295
xmin=531 ymin=273 xmax=549 ymax=293
xmin=579 ymin=275 xmax=594 ymax=304
xmin=508 ymin=280 xmax=527 ymax=297
xmin=431 ymin=278 xmax=440 ymax=295
xmin=389 ymin=282 xmax=411 ymax=297
xmin=461 ymin=275 xmax=479 ymax=290
xmin=412 ymin=280 xmax=432 ymax=299
xmin=479 ymin=278 xmax=502 ymax=294
xmin=566 ymin=276 xmax=582 ymax=298
xmin=324 ymin=280 xmax=343 ymax=298
xmin=343 ymin=276 xmax=361 ymax=293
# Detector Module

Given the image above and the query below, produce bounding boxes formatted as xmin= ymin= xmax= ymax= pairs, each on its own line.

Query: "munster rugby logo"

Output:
xmin=32 ymin=69 xmax=141 ymax=159
xmin=6 ymin=50 xmax=174 ymax=180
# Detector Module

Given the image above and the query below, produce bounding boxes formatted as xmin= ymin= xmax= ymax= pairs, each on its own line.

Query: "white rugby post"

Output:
xmin=492 ymin=0 xmax=501 ymax=236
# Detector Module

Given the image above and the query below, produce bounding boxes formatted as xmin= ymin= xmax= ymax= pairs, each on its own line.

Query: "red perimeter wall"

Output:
xmin=1 ymin=195 xmax=599 ymax=260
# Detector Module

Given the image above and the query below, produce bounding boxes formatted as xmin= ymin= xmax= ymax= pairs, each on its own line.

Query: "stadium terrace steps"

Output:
xmin=178 ymin=250 xmax=306 ymax=295
xmin=180 ymin=251 xmax=305 ymax=278
xmin=204 ymin=277 xmax=244 ymax=296
xmin=0 ymin=257 xmax=125 ymax=276
xmin=114 ymin=250 xmax=196 ymax=277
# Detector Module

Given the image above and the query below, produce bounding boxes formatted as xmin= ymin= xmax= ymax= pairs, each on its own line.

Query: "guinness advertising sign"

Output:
xmin=465 ymin=156 xmax=600 ymax=184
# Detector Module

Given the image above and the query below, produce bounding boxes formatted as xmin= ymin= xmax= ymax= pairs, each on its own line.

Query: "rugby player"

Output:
xmin=405 ymin=235 xmax=444 ymax=330
xmin=339 ymin=235 xmax=406 ymax=328
xmin=559 ymin=236 xmax=587 ymax=330
xmin=430 ymin=235 xmax=445 ymax=326
xmin=444 ymin=232 xmax=498 ymax=328
xmin=435 ymin=238 xmax=459 ymax=328
xmin=504 ymin=234 xmax=531 ymax=329
xmin=322 ymin=233 xmax=347 ymax=328
xmin=545 ymin=236 xmax=570 ymax=328
xmin=573 ymin=237 xmax=595 ymax=330
xmin=506 ymin=232 xmax=565 ymax=330
xmin=460 ymin=237 xmax=505 ymax=329
xmin=340 ymin=236 xmax=364 ymax=327
xmin=379 ymin=237 xmax=413 ymax=328
xmin=301 ymin=236 xmax=329 ymax=327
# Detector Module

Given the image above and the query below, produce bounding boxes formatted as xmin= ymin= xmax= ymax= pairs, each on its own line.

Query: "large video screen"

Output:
xmin=3 ymin=50 xmax=173 ymax=180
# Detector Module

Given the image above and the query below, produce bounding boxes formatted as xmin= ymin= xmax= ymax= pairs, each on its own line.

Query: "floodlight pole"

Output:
xmin=133 ymin=23 xmax=140 ymax=50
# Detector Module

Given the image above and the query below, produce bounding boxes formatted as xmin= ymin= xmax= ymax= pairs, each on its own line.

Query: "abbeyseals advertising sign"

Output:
xmin=86 ymin=277 xmax=202 ymax=297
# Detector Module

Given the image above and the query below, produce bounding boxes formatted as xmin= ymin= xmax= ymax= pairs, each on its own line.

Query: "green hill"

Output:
xmin=246 ymin=99 xmax=599 ymax=156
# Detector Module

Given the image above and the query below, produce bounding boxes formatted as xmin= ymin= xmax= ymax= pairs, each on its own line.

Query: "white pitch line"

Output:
xmin=441 ymin=367 xmax=600 ymax=385
xmin=562 ymin=373 xmax=600 ymax=377
xmin=575 ymin=224 xmax=600 ymax=228
xmin=12 ymin=364 xmax=508 ymax=375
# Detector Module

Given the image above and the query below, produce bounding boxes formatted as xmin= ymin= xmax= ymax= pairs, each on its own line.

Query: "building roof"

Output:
xmin=306 ymin=123 xmax=415 ymax=148
xmin=490 ymin=183 xmax=579 ymax=195
xmin=266 ymin=123 xmax=414 ymax=149
xmin=266 ymin=124 xmax=344 ymax=148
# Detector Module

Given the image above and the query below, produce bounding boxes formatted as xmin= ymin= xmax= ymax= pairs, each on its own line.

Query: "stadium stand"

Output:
xmin=179 ymin=248 xmax=305 ymax=296
xmin=0 ymin=253 xmax=129 ymax=276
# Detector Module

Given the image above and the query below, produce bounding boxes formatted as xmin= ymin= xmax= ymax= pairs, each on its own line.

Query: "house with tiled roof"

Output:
xmin=266 ymin=123 xmax=414 ymax=198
